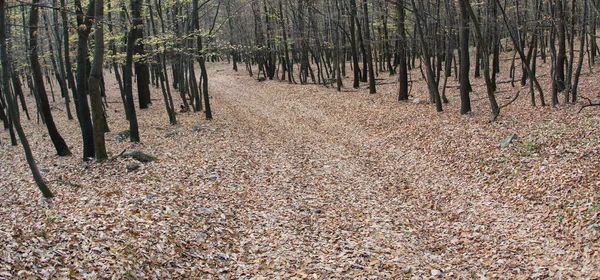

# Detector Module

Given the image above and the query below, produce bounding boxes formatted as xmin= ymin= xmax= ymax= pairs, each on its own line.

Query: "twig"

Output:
xmin=499 ymin=88 xmax=521 ymax=110
xmin=578 ymin=101 xmax=600 ymax=114
xmin=109 ymin=149 xmax=127 ymax=161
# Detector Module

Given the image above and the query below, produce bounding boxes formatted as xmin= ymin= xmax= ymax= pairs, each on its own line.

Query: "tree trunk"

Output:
xmin=1 ymin=0 xmax=54 ymax=198
xmin=397 ymin=0 xmax=408 ymax=100
xmin=458 ymin=0 xmax=471 ymax=114
xmin=349 ymin=0 xmax=361 ymax=88
xmin=62 ymin=0 xmax=78 ymax=118
xmin=75 ymin=0 xmax=96 ymax=158
xmin=363 ymin=0 xmax=376 ymax=94
xmin=411 ymin=0 xmax=442 ymax=111
xmin=88 ymin=0 xmax=107 ymax=161
xmin=124 ymin=0 xmax=141 ymax=142
xmin=29 ymin=0 xmax=71 ymax=156
xmin=464 ymin=0 xmax=499 ymax=120
xmin=554 ymin=0 xmax=566 ymax=106
xmin=193 ymin=0 xmax=212 ymax=120
xmin=132 ymin=0 xmax=151 ymax=109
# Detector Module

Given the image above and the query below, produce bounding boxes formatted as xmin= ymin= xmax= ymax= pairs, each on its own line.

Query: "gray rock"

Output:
xmin=41 ymin=168 xmax=50 ymax=173
xmin=146 ymin=193 xmax=157 ymax=199
xmin=126 ymin=162 xmax=140 ymax=172
xmin=431 ymin=269 xmax=442 ymax=277
xmin=500 ymin=134 xmax=518 ymax=147
xmin=165 ymin=131 xmax=178 ymax=138
xmin=122 ymin=150 xmax=157 ymax=163
xmin=193 ymin=123 xmax=208 ymax=132
xmin=198 ymin=207 xmax=214 ymax=214
xmin=196 ymin=231 xmax=208 ymax=240
xmin=207 ymin=174 xmax=218 ymax=181
xmin=115 ymin=130 xmax=130 ymax=142
xmin=412 ymin=98 xmax=421 ymax=104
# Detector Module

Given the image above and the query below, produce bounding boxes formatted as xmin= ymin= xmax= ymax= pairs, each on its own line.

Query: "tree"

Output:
xmin=1 ymin=0 xmax=53 ymax=198
xmin=458 ymin=0 xmax=471 ymax=114
xmin=132 ymin=0 xmax=151 ymax=109
xmin=463 ymin=0 xmax=499 ymax=120
xmin=411 ymin=0 xmax=442 ymax=111
xmin=75 ymin=0 xmax=96 ymax=158
xmin=363 ymin=0 xmax=376 ymax=94
xmin=88 ymin=0 xmax=107 ymax=160
xmin=124 ymin=0 xmax=141 ymax=142
xmin=396 ymin=0 xmax=408 ymax=101
xmin=29 ymin=0 xmax=71 ymax=156
xmin=552 ymin=0 xmax=566 ymax=106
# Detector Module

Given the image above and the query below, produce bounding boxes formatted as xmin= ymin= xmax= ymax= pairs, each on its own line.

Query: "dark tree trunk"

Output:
xmin=363 ymin=1 xmax=376 ymax=94
xmin=124 ymin=0 xmax=141 ymax=142
xmin=193 ymin=0 xmax=212 ymax=120
xmin=29 ymin=0 xmax=71 ymax=156
xmin=554 ymin=0 xmax=566 ymax=106
xmin=411 ymin=0 xmax=442 ymax=111
xmin=397 ymin=0 xmax=408 ymax=100
xmin=1 ymin=0 xmax=54 ymax=197
xmin=62 ymin=0 xmax=77 ymax=118
xmin=349 ymin=0 xmax=361 ymax=88
xmin=572 ymin=0 xmax=587 ymax=102
xmin=75 ymin=0 xmax=96 ymax=158
xmin=227 ymin=0 xmax=238 ymax=72
xmin=11 ymin=70 xmax=30 ymax=120
xmin=132 ymin=0 xmax=151 ymax=109
xmin=458 ymin=0 xmax=471 ymax=114
xmin=279 ymin=0 xmax=293 ymax=83
xmin=89 ymin=0 xmax=107 ymax=160
xmin=464 ymin=0 xmax=499 ymax=120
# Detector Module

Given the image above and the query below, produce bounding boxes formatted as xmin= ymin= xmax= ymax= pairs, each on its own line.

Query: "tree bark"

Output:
xmin=29 ymin=0 xmax=71 ymax=156
xmin=75 ymin=0 xmax=96 ymax=158
xmin=124 ymin=0 xmax=141 ymax=142
xmin=397 ymin=0 xmax=408 ymax=100
xmin=89 ymin=0 xmax=107 ymax=161
xmin=464 ymin=0 xmax=499 ymax=120
xmin=363 ymin=0 xmax=376 ymax=94
xmin=1 ymin=0 xmax=54 ymax=197
xmin=132 ymin=0 xmax=151 ymax=109
xmin=458 ymin=0 xmax=471 ymax=114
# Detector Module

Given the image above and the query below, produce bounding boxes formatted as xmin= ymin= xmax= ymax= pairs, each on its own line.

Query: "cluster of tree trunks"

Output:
xmin=0 ymin=0 xmax=596 ymax=196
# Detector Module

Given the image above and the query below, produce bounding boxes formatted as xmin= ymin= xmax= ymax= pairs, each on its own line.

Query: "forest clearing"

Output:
xmin=1 ymin=60 xmax=600 ymax=278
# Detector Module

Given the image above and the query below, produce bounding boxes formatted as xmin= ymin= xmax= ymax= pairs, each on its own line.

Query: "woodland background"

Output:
xmin=1 ymin=0 xmax=600 ymax=278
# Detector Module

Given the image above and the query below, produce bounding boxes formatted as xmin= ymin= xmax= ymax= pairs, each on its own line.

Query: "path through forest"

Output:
xmin=200 ymin=65 xmax=599 ymax=278
xmin=1 ymin=63 xmax=599 ymax=278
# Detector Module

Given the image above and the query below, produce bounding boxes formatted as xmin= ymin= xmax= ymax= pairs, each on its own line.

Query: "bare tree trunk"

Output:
xmin=464 ymin=0 xmax=499 ymax=120
xmin=397 ymin=0 xmax=408 ymax=100
xmin=75 ymin=0 xmax=96 ymax=158
xmin=193 ymin=0 xmax=212 ymax=120
xmin=1 ymin=0 xmax=54 ymax=198
xmin=349 ymin=0 xmax=361 ymax=88
xmin=554 ymin=0 xmax=566 ymax=106
xmin=363 ymin=0 xmax=376 ymax=94
xmin=124 ymin=0 xmax=141 ymax=142
xmin=411 ymin=0 xmax=442 ymax=111
xmin=132 ymin=0 xmax=151 ymax=109
xmin=29 ymin=0 xmax=71 ymax=156
xmin=89 ymin=0 xmax=107 ymax=160
xmin=572 ymin=0 xmax=587 ymax=102
xmin=458 ymin=0 xmax=471 ymax=114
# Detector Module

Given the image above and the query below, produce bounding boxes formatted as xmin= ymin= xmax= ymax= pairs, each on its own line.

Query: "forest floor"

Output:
xmin=1 ymin=59 xmax=600 ymax=279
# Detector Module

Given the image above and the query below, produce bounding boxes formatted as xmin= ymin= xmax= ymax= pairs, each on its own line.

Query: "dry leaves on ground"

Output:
xmin=1 ymin=60 xmax=600 ymax=278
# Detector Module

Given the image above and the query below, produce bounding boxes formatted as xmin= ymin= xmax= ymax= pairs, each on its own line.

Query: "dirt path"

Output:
xmin=201 ymin=66 xmax=596 ymax=278
xmin=1 ymin=63 xmax=598 ymax=278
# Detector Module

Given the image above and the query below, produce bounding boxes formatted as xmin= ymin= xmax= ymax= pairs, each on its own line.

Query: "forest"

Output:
xmin=1 ymin=0 xmax=600 ymax=278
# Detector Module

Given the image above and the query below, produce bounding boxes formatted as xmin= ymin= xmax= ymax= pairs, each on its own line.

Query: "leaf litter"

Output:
xmin=1 ymin=61 xmax=599 ymax=278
